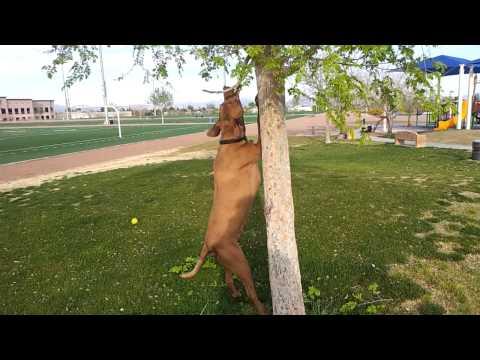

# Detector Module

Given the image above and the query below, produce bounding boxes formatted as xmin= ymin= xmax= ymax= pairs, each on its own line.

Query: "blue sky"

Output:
xmin=0 ymin=45 xmax=478 ymax=108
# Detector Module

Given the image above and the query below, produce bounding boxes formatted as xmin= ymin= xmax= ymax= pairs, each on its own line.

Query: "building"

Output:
xmin=0 ymin=97 xmax=55 ymax=121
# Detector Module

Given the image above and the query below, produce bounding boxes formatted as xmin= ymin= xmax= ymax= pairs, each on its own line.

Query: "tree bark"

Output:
xmin=255 ymin=63 xmax=305 ymax=315
xmin=387 ymin=116 xmax=393 ymax=136
xmin=325 ymin=119 xmax=331 ymax=144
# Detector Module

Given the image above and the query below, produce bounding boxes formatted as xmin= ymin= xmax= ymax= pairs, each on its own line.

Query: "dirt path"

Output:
xmin=0 ymin=116 xmax=333 ymax=192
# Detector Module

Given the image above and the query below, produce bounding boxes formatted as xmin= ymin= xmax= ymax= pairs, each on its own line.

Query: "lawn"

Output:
xmin=0 ymin=112 xmax=311 ymax=127
xmin=1 ymin=138 xmax=479 ymax=314
xmin=0 ymin=113 xmax=308 ymax=165
xmin=0 ymin=124 xmax=210 ymax=165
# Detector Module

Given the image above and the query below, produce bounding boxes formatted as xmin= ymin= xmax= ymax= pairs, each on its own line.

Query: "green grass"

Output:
xmin=0 ymin=112 xmax=310 ymax=127
xmin=0 ymin=124 xmax=210 ymax=164
xmin=0 ymin=113 xmax=307 ymax=164
xmin=1 ymin=139 xmax=479 ymax=314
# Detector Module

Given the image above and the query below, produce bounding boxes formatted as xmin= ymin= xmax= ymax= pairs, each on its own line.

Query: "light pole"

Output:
xmin=466 ymin=67 xmax=474 ymax=130
xmin=61 ymin=63 xmax=70 ymax=120
xmin=456 ymin=64 xmax=465 ymax=130
xmin=152 ymin=73 xmax=156 ymax=118
xmin=99 ymin=45 xmax=109 ymax=125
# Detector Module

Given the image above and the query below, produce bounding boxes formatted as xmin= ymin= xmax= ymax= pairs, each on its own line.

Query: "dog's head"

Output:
xmin=206 ymin=86 xmax=245 ymax=139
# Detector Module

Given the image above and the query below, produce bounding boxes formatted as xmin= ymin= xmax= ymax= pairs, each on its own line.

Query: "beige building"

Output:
xmin=0 ymin=97 xmax=55 ymax=121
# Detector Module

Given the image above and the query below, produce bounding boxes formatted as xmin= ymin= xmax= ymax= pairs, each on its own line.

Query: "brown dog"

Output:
xmin=180 ymin=87 xmax=267 ymax=315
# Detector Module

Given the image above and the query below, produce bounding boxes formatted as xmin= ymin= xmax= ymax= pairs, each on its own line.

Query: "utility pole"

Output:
xmin=456 ymin=64 xmax=465 ymax=130
xmin=99 ymin=45 xmax=109 ymax=125
xmin=152 ymin=73 xmax=156 ymax=118
xmin=466 ymin=67 xmax=474 ymax=130
xmin=61 ymin=63 xmax=70 ymax=120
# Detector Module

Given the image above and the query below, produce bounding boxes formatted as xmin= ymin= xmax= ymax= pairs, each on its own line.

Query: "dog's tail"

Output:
xmin=180 ymin=243 xmax=209 ymax=280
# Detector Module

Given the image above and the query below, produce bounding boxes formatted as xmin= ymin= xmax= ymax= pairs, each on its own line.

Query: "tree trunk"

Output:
xmin=161 ymin=109 xmax=164 ymax=125
xmin=386 ymin=116 xmax=393 ymax=136
xmin=407 ymin=113 xmax=411 ymax=127
xmin=255 ymin=63 xmax=305 ymax=315
xmin=325 ymin=118 xmax=331 ymax=144
xmin=154 ymin=107 xmax=157 ymax=117
xmin=386 ymin=112 xmax=395 ymax=136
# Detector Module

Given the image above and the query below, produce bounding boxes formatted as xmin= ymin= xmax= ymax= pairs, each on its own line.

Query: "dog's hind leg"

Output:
xmin=225 ymin=269 xmax=241 ymax=299
xmin=216 ymin=244 xmax=268 ymax=315
xmin=180 ymin=242 xmax=209 ymax=280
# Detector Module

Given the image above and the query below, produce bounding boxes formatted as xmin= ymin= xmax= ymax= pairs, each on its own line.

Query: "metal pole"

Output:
xmin=456 ymin=64 xmax=465 ymax=129
xmin=61 ymin=63 xmax=70 ymax=120
xmin=99 ymin=45 xmax=109 ymax=125
xmin=109 ymin=104 xmax=122 ymax=138
xmin=473 ymin=74 xmax=478 ymax=124
xmin=437 ymin=76 xmax=441 ymax=124
xmin=466 ymin=67 xmax=474 ymax=130
xmin=151 ymin=73 xmax=156 ymax=118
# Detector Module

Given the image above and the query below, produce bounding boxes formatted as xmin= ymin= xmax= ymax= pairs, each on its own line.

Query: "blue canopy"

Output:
xmin=467 ymin=58 xmax=480 ymax=68
xmin=417 ymin=55 xmax=471 ymax=75
xmin=391 ymin=55 xmax=480 ymax=76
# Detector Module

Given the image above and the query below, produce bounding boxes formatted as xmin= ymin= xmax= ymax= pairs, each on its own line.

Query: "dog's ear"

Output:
xmin=206 ymin=123 xmax=221 ymax=137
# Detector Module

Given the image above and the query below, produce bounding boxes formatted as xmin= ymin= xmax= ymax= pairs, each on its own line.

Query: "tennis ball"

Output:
xmin=131 ymin=217 xmax=138 ymax=225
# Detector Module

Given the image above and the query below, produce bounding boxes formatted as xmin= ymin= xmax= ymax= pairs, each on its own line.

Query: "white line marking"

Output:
xmin=0 ymin=124 xmax=204 ymax=155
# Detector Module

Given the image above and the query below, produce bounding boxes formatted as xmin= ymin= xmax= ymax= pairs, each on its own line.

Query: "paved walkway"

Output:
xmin=370 ymin=136 xmax=472 ymax=150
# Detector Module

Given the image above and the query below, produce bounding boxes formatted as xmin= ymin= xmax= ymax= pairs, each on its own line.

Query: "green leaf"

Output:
xmin=184 ymin=256 xmax=197 ymax=264
xmin=368 ymin=283 xmax=380 ymax=295
xmin=339 ymin=301 xmax=357 ymax=314
xmin=307 ymin=286 xmax=321 ymax=300
xmin=203 ymin=259 xmax=217 ymax=269
xmin=352 ymin=291 xmax=363 ymax=302
xmin=168 ymin=265 xmax=183 ymax=274
xmin=366 ymin=305 xmax=378 ymax=314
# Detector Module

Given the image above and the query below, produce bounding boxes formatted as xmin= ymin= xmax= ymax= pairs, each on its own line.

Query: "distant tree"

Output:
xmin=149 ymin=87 xmax=173 ymax=124
xmin=294 ymin=63 xmax=365 ymax=143
xmin=399 ymin=85 xmax=421 ymax=127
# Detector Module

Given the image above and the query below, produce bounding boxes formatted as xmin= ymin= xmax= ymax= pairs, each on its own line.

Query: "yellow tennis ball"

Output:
xmin=131 ymin=217 xmax=138 ymax=225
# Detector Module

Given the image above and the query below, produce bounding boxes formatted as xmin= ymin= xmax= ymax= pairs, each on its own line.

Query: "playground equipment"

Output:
xmin=393 ymin=55 xmax=480 ymax=130
xmin=434 ymin=99 xmax=468 ymax=131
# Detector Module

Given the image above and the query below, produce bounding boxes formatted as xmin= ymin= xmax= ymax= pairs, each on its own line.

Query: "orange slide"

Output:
xmin=434 ymin=100 xmax=468 ymax=131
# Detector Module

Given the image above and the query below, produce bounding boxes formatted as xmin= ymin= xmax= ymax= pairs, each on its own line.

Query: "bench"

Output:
xmin=394 ymin=131 xmax=426 ymax=148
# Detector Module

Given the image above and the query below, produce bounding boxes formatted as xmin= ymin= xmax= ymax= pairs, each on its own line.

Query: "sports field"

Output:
xmin=0 ymin=112 xmax=312 ymax=127
xmin=0 ymin=113 xmax=310 ymax=165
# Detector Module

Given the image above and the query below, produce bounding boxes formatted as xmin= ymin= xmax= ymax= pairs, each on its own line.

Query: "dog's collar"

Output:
xmin=219 ymin=136 xmax=247 ymax=145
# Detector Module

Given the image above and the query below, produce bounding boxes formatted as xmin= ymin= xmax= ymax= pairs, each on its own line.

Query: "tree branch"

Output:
xmin=202 ymin=55 xmax=252 ymax=93
xmin=358 ymin=298 xmax=393 ymax=307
